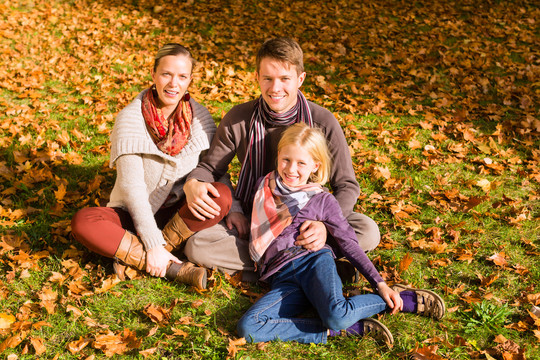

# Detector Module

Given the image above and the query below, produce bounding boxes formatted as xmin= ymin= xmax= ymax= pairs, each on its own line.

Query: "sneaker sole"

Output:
xmin=363 ymin=318 xmax=394 ymax=346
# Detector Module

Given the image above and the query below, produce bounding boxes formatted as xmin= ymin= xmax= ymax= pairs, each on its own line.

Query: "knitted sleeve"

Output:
xmin=114 ymin=154 xmax=166 ymax=251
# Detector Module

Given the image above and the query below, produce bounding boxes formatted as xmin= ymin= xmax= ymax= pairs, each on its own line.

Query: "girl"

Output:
xmin=237 ymin=123 xmax=445 ymax=344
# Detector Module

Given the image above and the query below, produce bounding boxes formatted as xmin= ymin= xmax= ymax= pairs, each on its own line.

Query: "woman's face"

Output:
xmin=151 ymin=54 xmax=192 ymax=113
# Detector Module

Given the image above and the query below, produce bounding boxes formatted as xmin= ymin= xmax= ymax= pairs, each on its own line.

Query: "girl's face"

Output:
xmin=277 ymin=143 xmax=320 ymax=187
xmin=151 ymin=54 xmax=192 ymax=116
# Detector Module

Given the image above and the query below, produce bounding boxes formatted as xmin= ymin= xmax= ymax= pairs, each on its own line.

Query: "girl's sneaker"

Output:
xmin=391 ymin=284 xmax=446 ymax=320
xmin=362 ymin=318 xmax=394 ymax=346
xmin=329 ymin=318 xmax=394 ymax=346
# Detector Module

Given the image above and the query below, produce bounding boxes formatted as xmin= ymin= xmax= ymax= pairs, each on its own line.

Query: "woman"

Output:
xmin=71 ymin=43 xmax=231 ymax=290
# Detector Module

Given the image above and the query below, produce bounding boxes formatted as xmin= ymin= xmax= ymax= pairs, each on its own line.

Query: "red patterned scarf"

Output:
xmin=141 ymin=88 xmax=193 ymax=156
xmin=249 ymin=171 xmax=323 ymax=264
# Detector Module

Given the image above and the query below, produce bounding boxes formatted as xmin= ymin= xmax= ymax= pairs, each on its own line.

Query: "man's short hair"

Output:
xmin=256 ymin=37 xmax=304 ymax=74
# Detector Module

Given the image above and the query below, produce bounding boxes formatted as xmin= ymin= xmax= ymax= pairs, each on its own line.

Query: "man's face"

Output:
xmin=256 ymin=57 xmax=306 ymax=114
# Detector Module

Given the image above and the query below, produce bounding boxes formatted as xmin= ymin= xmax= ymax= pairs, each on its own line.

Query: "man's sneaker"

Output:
xmin=391 ymin=284 xmax=446 ymax=320
xmin=362 ymin=318 xmax=394 ymax=346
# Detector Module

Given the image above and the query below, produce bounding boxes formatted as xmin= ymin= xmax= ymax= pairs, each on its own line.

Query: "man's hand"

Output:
xmin=294 ymin=220 xmax=327 ymax=251
xmin=226 ymin=212 xmax=249 ymax=239
xmin=146 ymin=246 xmax=182 ymax=278
xmin=377 ymin=282 xmax=403 ymax=315
xmin=184 ymin=178 xmax=221 ymax=220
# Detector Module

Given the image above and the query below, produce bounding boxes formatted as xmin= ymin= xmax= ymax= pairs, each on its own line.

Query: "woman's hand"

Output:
xmin=184 ymin=179 xmax=221 ymax=220
xmin=146 ymin=246 xmax=182 ymax=277
xmin=377 ymin=282 xmax=403 ymax=314
xmin=226 ymin=212 xmax=249 ymax=239
xmin=295 ymin=220 xmax=327 ymax=251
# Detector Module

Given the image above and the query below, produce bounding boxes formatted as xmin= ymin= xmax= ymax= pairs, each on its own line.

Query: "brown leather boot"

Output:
xmin=165 ymin=261 xmax=207 ymax=290
xmin=162 ymin=212 xmax=194 ymax=251
xmin=113 ymin=231 xmax=146 ymax=280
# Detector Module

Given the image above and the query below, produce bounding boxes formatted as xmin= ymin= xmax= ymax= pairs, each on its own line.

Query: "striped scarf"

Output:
xmin=141 ymin=88 xmax=193 ymax=156
xmin=235 ymin=90 xmax=313 ymax=207
xmin=249 ymin=171 xmax=323 ymax=264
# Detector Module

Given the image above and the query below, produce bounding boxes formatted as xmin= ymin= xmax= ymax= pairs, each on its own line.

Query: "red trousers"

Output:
xmin=71 ymin=182 xmax=232 ymax=258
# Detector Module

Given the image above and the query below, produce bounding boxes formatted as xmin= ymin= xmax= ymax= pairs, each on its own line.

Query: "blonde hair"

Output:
xmin=277 ymin=123 xmax=331 ymax=185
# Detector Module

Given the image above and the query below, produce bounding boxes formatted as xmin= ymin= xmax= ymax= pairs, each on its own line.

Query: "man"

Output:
xmin=183 ymin=37 xmax=380 ymax=277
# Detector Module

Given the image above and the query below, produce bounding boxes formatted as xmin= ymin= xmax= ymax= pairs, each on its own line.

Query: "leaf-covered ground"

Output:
xmin=0 ymin=0 xmax=538 ymax=359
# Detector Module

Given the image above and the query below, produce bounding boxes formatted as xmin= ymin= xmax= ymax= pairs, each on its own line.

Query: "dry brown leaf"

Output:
xmin=93 ymin=328 xmax=141 ymax=357
xmin=143 ymin=304 xmax=170 ymax=324
xmin=139 ymin=347 xmax=158 ymax=358
xmin=227 ymin=337 xmax=247 ymax=358
xmin=488 ymin=253 xmax=509 ymax=267
xmin=0 ymin=332 xmax=25 ymax=352
xmin=191 ymin=299 xmax=204 ymax=308
xmin=477 ymin=273 xmax=500 ymax=287
xmin=95 ymin=276 xmax=121 ymax=294
xmin=171 ymin=327 xmax=189 ymax=338
xmin=398 ymin=253 xmax=414 ymax=273
xmin=30 ymin=337 xmax=47 ymax=355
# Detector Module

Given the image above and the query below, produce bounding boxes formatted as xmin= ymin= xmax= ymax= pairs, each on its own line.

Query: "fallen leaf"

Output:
xmin=399 ymin=253 xmax=414 ymax=273
xmin=67 ymin=336 xmax=90 ymax=355
xmin=95 ymin=276 xmax=121 ymax=294
xmin=0 ymin=313 xmax=15 ymax=330
xmin=30 ymin=337 xmax=47 ymax=355
xmin=488 ymin=253 xmax=508 ymax=267
xmin=143 ymin=304 xmax=170 ymax=324
xmin=476 ymin=179 xmax=492 ymax=193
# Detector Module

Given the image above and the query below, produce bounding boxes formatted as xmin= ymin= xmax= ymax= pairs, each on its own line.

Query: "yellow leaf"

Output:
xmin=0 ymin=313 xmax=15 ymax=329
xmin=476 ymin=179 xmax=491 ymax=192
xmin=54 ymin=183 xmax=67 ymax=201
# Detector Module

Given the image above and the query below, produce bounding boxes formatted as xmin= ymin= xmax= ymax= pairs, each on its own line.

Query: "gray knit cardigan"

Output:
xmin=107 ymin=90 xmax=216 ymax=250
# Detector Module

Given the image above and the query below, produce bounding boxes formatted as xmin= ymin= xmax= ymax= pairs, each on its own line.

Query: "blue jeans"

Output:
xmin=237 ymin=249 xmax=387 ymax=344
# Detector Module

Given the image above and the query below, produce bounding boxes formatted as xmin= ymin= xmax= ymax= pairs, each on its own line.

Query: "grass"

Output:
xmin=1 ymin=0 xmax=539 ymax=359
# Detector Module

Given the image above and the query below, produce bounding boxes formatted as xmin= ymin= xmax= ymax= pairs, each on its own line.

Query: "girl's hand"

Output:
xmin=377 ymin=282 xmax=403 ymax=315
xmin=146 ymin=246 xmax=182 ymax=277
